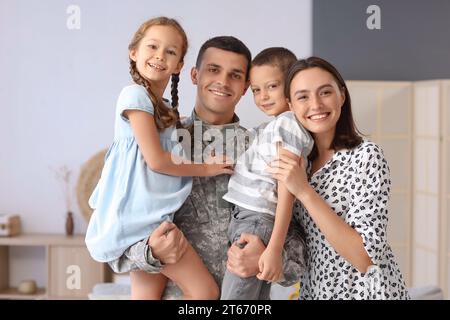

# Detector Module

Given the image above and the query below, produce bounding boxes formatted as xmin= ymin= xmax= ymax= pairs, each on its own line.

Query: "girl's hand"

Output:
xmin=267 ymin=150 xmax=310 ymax=199
xmin=204 ymin=154 xmax=234 ymax=176
xmin=256 ymin=246 xmax=283 ymax=283
xmin=148 ymin=221 xmax=188 ymax=264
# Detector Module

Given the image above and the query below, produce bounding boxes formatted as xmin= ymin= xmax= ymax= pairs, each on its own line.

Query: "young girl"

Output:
xmin=85 ymin=17 xmax=232 ymax=300
xmin=268 ymin=57 xmax=409 ymax=299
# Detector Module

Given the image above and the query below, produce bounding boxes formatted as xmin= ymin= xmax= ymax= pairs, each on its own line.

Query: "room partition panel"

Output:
xmin=348 ymin=80 xmax=450 ymax=298
xmin=347 ymin=81 xmax=413 ymax=287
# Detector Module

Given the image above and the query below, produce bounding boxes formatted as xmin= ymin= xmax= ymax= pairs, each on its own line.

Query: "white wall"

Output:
xmin=0 ymin=0 xmax=312 ymax=237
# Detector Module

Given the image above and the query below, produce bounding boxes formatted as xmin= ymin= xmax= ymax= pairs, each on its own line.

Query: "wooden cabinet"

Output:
xmin=0 ymin=234 xmax=110 ymax=299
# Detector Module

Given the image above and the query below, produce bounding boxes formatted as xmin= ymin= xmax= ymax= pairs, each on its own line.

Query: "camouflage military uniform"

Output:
xmin=109 ymin=111 xmax=307 ymax=300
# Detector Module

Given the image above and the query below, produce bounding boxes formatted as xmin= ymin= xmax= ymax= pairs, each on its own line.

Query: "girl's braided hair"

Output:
xmin=128 ymin=17 xmax=188 ymax=130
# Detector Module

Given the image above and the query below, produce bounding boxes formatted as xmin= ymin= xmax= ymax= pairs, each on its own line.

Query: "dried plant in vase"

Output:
xmin=51 ymin=165 xmax=74 ymax=236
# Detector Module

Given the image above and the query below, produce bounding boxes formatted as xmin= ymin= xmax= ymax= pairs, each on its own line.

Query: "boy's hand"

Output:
xmin=256 ymin=246 xmax=283 ymax=283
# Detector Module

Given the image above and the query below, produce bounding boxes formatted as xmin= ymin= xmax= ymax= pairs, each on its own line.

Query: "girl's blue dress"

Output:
xmin=85 ymin=84 xmax=192 ymax=262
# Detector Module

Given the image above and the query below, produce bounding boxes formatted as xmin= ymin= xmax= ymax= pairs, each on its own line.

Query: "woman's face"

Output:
xmin=288 ymin=67 xmax=345 ymax=139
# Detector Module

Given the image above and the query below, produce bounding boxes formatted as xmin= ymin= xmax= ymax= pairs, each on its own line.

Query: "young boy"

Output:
xmin=221 ymin=47 xmax=313 ymax=300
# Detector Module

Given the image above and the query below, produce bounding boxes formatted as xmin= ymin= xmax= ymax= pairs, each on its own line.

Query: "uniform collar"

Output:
xmin=183 ymin=109 xmax=242 ymax=133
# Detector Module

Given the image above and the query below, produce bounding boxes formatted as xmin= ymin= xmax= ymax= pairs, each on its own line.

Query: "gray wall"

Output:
xmin=313 ymin=0 xmax=450 ymax=81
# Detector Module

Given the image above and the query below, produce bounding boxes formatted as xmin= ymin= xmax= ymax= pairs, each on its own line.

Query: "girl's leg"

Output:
xmin=161 ymin=243 xmax=219 ymax=300
xmin=130 ymin=270 xmax=168 ymax=300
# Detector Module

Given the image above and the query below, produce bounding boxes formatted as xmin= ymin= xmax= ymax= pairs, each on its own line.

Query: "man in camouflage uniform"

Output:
xmin=113 ymin=36 xmax=306 ymax=299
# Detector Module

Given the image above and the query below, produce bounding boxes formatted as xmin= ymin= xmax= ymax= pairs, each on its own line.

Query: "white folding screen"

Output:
xmin=347 ymin=81 xmax=413 ymax=286
xmin=414 ymin=80 xmax=450 ymax=298
xmin=348 ymin=80 xmax=450 ymax=298
xmin=446 ymin=81 xmax=450 ymax=298
xmin=413 ymin=81 xmax=441 ymax=290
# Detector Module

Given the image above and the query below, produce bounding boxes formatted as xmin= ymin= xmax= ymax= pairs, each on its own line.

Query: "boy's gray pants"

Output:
xmin=221 ymin=206 xmax=275 ymax=300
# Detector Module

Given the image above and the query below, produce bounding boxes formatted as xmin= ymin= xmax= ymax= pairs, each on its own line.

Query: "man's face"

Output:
xmin=191 ymin=47 xmax=249 ymax=122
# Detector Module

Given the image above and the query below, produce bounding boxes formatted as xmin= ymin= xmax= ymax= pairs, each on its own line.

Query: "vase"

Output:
xmin=65 ymin=211 xmax=74 ymax=236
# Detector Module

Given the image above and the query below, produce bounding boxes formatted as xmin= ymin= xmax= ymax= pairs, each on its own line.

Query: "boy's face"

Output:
xmin=250 ymin=65 xmax=289 ymax=117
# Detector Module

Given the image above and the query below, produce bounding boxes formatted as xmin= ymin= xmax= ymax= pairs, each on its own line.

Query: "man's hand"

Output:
xmin=148 ymin=221 xmax=188 ymax=264
xmin=226 ymin=233 xmax=265 ymax=278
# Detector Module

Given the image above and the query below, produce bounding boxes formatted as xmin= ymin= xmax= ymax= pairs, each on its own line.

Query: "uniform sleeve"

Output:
xmin=272 ymin=113 xmax=314 ymax=157
xmin=107 ymin=236 xmax=164 ymax=274
xmin=117 ymin=85 xmax=155 ymax=122
xmin=278 ymin=217 xmax=307 ymax=286
xmin=346 ymin=143 xmax=391 ymax=267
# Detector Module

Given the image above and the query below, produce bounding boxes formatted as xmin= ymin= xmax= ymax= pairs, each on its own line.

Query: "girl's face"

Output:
xmin=288 ymin=67 xmax=345 ymax=139
xmin=129 ymin=25 xmax=184 ymax=85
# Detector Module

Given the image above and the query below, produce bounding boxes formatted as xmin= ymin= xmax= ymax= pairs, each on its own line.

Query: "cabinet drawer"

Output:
xmin=48 ymin=245 xmax=104 ymax=298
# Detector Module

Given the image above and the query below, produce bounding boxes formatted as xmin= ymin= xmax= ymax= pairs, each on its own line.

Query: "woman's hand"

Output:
xmin=267 ymin=150 xmax=310 ymax=200
xmin=226 ymin=233 xmax=265 ymax=278
xmin=148 ymin=221 xmax=188 ymax=264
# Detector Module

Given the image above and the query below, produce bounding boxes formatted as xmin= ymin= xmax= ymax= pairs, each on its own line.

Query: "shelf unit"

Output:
xmin=0 ymin=234 xmax=110 ymax=300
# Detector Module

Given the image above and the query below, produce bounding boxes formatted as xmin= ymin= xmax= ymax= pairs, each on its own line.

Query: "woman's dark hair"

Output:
xmin=195 ymin=36 xmax=252 ymax=80
xmin=285 ymin=56 xmax=362 ymax=161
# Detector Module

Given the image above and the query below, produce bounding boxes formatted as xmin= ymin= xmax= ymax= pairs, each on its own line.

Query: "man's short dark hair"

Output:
xmin=195 ymin=36 xmax=252 ymax=80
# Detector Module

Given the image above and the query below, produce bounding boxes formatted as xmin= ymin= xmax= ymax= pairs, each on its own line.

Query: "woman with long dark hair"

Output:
xmin=268 ymin=57 xmax=409 ymax=299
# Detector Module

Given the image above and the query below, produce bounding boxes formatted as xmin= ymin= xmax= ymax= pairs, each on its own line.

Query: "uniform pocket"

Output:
xmin=174 ymin=196 xmax=200 ymax=226
xmin=227 ymin=207 xmax=274 ymax=246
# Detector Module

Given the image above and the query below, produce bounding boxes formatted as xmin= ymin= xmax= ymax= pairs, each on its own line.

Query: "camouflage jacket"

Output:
xmin=153 ymin=110 xmax=306 ymax=299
